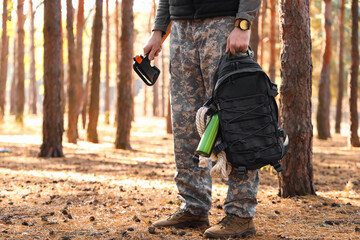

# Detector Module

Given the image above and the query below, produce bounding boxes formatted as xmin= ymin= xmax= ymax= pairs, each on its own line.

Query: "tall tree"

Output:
xmin=60 ymin=0 xmax=65 ymax=116
xmin=259 ymin=0 xmax=267 ymax=67
xmin=161 ymin=49 xmax=165 ymax=117
xmin=104 ymin=0 xmax=110 ymax=124
xmin=66 ymin=0 xmax=78 ymax=143
xmin=278 ymin=0 xmax=315 ymax=197
xmin=0 ymin=0 xmax=9 ymax=121
xmin=334 ymin=0 xmax=346 ymax=134
xmin=268 ymin=0 xmax=276 ymax=81
xmin=316 ymin=0 xmax=332 ymax=140
xmin=114 ymin=0 xmax=120 ymax=124
xmin=16 ymin=0 xmax=25 ymax=124
xmin=39 ymin=0 xmax=64 ymax=158
xmin=250 ymin=14 xmax=259 ymax=61
xmin=28 ymin=0 xmax=37 ymax=115
xmin=153 ymin=58 xmax=159 ymax=116
xmin=10 ymin=35 xmax=16 ymax=115
xmin=76 ymin=0 xmax=84 ymax=128
xmin=348 ymin=0 xmax=360 ymax=147
xmin=115 ymin=0 xmax=134 ymax=149
xmin=86 ymin=0 xmax=103 ymax=143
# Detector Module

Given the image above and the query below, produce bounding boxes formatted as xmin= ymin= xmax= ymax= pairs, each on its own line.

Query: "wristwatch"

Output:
xmin=235 ymin=19 xmax=250 ymax=31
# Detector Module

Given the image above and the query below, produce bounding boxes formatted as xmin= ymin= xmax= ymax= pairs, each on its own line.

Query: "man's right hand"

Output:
xmin=143 ymin=30 xmax=163 ymax=60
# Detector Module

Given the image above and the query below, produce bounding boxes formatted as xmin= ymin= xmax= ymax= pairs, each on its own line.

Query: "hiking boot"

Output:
xmin=204 ymin=214 xmax=256 ymax=239
xmin=153 ymin=209 xmax=209 ymax=228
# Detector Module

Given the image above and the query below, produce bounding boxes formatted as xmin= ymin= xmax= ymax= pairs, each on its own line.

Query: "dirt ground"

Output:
xmin=0 ymin=115 xmax=359 ymax=240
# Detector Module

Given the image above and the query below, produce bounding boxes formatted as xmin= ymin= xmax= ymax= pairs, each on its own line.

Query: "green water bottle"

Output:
xmin=196 ymin=113 xmax=219 ymax=157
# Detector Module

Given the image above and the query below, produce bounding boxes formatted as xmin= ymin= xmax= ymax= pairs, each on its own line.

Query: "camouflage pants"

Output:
xmin=169 ymin=17 xmax=260 ymax=218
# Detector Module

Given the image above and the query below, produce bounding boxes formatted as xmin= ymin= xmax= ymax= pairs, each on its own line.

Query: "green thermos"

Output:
xmin=196 ymin=113 xmax=219 ymax=157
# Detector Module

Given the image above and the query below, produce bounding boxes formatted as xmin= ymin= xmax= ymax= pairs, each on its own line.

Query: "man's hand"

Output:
xmin=225 ymin=28 xmax=250 ymax=54
xmin=143 ymin=30 xmax=163 ymax=60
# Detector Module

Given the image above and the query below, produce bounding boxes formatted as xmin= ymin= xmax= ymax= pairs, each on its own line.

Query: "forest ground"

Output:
xmin=0 ymin=115 xmax=359 ymax=240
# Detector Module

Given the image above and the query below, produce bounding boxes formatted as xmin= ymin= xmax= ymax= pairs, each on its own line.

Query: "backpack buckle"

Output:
xmin=268 ymin=83 xmax=278 ymax=97
xmin=272 ymin=162 xmax=283 ymax=172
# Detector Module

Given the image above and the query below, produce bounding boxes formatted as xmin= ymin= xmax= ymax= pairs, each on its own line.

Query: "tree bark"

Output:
xmin=39 ymin=0 xmax=64 ymax=158
xmin=153 ymin=57 xmax=159 ymax=116
xmin=15 ymin=0 xmax=25 ymax=124
xmin=66 ymin=0 xmax=78 ymax=143
xmin=348 ymin=0 xmax=360 ymax=147
xmin=250 ymin=14 xmax=259 ymax=61
xmin=166 ymin=97 xmax=172 ymax=134
xmin=259 ymin=0 xmax=267 ymax=67
xmin=334 ymin=0 xmax=346 ymax=134
xmin=161 ymin=49 xmax=165 ymax=117
xmin=86 ymin=0 xmax=103 ymax=143
xmin=60 ymin=0 xmax=65 ymax=117
xmin=10 ymin=35 xmax=16 ymax=115
xmin=115 ymin=0 xmax=134 ymax=149
xmin=0 ymin=0 xmax=9 ymax=121
xmin=76 ymin=0 xmax=84 ymax=129
xmin=316 ymin=0 xmax=332 ymax=140
xmin=268 ymin=0 xmax=276 ymax=82
xmin=28 ymin=0 xmax=37 ymax=115
xmin=81 ymin=26 xmax=93 ymax=129
xmin=114 ymin=0 xmax=120 ymax=124
xmin=278 ymin=0 xmax=315 ymax=197
xmin=104 ymin=0 xmax=110 ymax=124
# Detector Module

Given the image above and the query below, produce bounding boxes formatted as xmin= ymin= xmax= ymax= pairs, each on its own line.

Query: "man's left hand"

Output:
xmin=225 ymin=28 xmax=250 ymax=54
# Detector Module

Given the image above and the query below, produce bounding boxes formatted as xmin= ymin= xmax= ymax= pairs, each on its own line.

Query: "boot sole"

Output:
xmin=204 ymin=228 xmax=256 ymax=239
xmin=154 ymin=221 xmax=210 ymax=229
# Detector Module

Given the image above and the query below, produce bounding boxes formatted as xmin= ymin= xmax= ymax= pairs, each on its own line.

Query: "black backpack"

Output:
xmin=203 ymin=50 xmax=289 ymax=174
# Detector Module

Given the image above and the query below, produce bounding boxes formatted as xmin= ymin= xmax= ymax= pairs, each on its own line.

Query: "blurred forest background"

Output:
xmin=0 ymin=0 xmax=359 ymax=239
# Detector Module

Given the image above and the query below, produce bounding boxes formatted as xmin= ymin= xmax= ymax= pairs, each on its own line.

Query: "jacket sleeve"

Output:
xmin=152 ymin=0 xmax=171 ymax=34
xmin=236 ymin=0 xmax=262 ymax=24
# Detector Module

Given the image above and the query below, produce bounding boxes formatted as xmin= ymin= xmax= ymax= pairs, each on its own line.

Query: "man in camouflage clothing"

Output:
xmin=143 ymin=0 xmax=261 ymax=238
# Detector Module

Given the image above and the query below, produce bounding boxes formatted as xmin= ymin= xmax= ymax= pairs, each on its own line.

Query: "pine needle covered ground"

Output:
xmin=0 ymin=115 xmax=359 ymax=240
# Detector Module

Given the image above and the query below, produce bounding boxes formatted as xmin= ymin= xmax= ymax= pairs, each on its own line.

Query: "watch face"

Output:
xmin=240 ymin=20 xmax=249 ymax=30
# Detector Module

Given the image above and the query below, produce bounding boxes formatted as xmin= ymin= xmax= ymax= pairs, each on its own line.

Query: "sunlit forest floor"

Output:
xmin=0 ymin=115 xmax=359 ymax=240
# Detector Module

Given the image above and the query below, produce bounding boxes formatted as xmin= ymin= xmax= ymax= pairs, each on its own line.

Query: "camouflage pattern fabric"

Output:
xmin=169 ymin=17 xmax=259 ymax=218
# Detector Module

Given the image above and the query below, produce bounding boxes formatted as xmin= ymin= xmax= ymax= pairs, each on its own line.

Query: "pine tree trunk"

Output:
xmin=316 ymin=0 xmax=332 ymax=140
xmin=259 ymin=0 xmax=267 ymax=67
xmin=114 ymin=0 xmax=120 ymax=124
xmin=0 ymin=0 xmax=9 ymax=121
xmin=161 ymin=50 xmax=165 ymax=117
xmin=76 ymin=0 xmax=84 ymax=129
xmin=115 ymin=0 xmax=134 ymax=149
xmin=28 ymin=0 xmax=37 ymax=115
xmin=39 ymin=0 xmax=64 ymax=158
xmin=268 ymin=0 xmax=276 ymax=82
xmin=348 ymin=0 xmax=360 ymax=147
xmin=66 ymin=0 xmax=78 ymax=143
xmin=334 ymin=0 xmax=346 ymax=134
xmin=16 ymin=0 xmax=25 ymax=124
xmin=166 ymin=97 xmax=172 ymax=134
xmin=278 ymin=0 xmax=315 ymax=197
xmin=82 ymin=23 xmax=94 ymax=129
xmin=60 ymin=0 xmax=65 ymax=116
xmin=153 ymin=57 xmax=159 ymax=116
xmin=86 ymin=0 xmax=103 ymax=143
xmin=10 ymin=35 xmax=16 ymax=115
xmin=104 ymin=0 xmax=110 ymax=124
xmin=250 ymin=14 xmax=259 ymax=61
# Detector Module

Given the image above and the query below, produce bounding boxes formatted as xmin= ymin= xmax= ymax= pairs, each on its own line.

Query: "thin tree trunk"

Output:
xmin=104 ymin=0 xmax=110 ymax=124
xmin=39 ymin=0 xmax=64 ymax=158
xmin=10 ymin=35 xmax=16 ymax=115
xmin=28 ymin=0 xmax=37 ymax=115
xmin=60 ymin=0 xmax=65 ymax=116
xmin=76 ymin=0 xmax=84 ymax=130
xmin=15 ymin=0 xmax=25 ymax=124
xmin=153 ymin=57 xmax=159 ymax=116
xmin=316 ymin=0 xmax=332 ymax=140
xmin=166 ymin=96 xmax=172 ymax=134
xmin=115 ymin=0 xmax=134 ymax=149
xmin=259 ymin=0 xmax=267 ymax=67
xmin=278 ymin=0 xmax=315 ymax=197
xmin=0 ymin=0 xmax=9 ymax=121
xmin=86 ymin=0 xmax=103 ymax=143
xmin=161 ymin=50 xmax=165 ymax=117
xmin=82 ymin=23 xmax=94 ymax=129
xmin=348 ymin=0 xmax=360 ymax=147
xmin=114 ymin=0 xmax=120 ymax=124
xmin=334 ymin=0 xmax=346 ymax=134
xmin=66 ymin=0 xmax=78 ymax=143
xmin=250 ymin=14 xmax=259 ymax=61
xmin=268 ymin=0 xmax=276 ymax=82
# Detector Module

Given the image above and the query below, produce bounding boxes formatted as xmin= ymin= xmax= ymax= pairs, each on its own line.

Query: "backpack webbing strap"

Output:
xmin=214 ymin=142 xmax=228 ymax=156
xmin=271 ymin=162 xmax=283 ymax=172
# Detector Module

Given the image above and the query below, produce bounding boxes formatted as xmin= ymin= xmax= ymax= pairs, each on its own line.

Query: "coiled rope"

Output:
xmin=196 ymin=107 xmax=232 ymax=180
